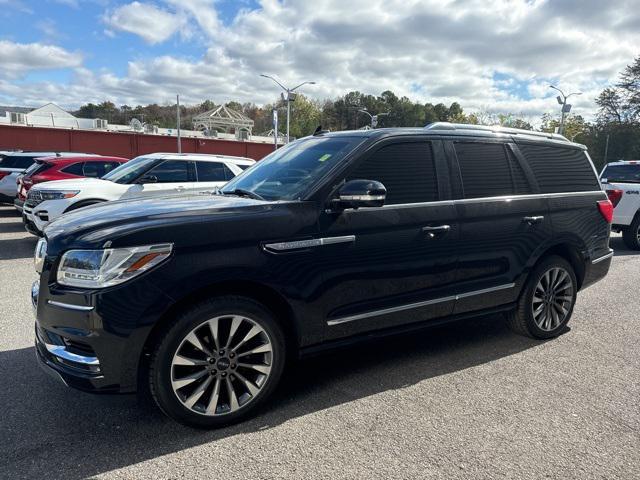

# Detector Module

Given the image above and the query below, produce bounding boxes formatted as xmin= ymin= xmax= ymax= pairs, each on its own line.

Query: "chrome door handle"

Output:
xmin=523 ymin=216 xmax=544 ymax=225
xmin=422 ymin=225 xmax=450 ymax=239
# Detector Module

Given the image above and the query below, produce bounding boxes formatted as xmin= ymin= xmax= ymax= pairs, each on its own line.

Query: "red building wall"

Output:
xmin=0 ymin=124 xmax=276 ymax=160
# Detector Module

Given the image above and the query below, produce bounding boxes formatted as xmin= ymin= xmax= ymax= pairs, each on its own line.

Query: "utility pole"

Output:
xmin=260 ymin=75 xmax=316 ymax=143
xmin=272 ymin=109 xmax=278 ymax=150
xmin=176 ymin=94 xmax=182 ymax=153
xmin=604 ymin=133 xmax=610 ymax=164
xmin=549 ymin=85 xmax=581 ymax=136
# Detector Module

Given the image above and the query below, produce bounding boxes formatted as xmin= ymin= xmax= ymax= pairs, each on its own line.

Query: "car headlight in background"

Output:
xmin=34 ymin=238 xmax=47 ymax=273
xmin=56 ymin=243 xmax=173 ymax=288
xmin=38 ymin=190 xmax=80 ymax=201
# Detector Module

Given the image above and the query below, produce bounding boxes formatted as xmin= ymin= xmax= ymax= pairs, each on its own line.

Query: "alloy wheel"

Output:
xmin=531 ymin=267 xmax=574 ymax=332
xmin=170 ymin=315 xmax=273 ymax=416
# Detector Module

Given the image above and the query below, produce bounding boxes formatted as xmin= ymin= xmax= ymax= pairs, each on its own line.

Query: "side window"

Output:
xmin=347 ymin=142 xmax=438 ymax=205
xmin=100 ymin=162 xmax=120 ymax=176
xmin=61 ymin=162 xmax=85 ymax=176
xmin=195 ymin=161 xmax=234 ymax=182
xmin=455 ymin=142 xmax=514 ymax=198
xmin=82 ymin=162 xmax=101 ymax=178
xmin=518 ymin=144 xmax=600 ymax=193
xmin=146 ymin=160 xmax=189 ymax=183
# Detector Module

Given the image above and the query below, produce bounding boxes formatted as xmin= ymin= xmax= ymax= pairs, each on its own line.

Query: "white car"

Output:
xmin=22 ymin=152 xmax=255 ymax=235
xmin=600 ymin=160 xmax=640 ymax=249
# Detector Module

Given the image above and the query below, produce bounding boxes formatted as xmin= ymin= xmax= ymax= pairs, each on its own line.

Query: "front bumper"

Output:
xmin=14 ymin=198 xmax=24 ymax=212
xmin=22 ymin=213 xmax=42 ymax=236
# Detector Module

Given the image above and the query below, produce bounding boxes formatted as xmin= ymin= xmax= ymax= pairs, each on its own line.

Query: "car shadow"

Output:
xmin=0 ymin=236 xmax=37 ymax=260
xmin=0 ymin=315 xmax=543 ymax=479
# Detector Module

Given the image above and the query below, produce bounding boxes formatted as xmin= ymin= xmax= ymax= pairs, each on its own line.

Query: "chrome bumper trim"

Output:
xmin=44 ymin=343 xmax=100 ymax=366
xmin=327 ymin=283 xmax=516 ymax=326
xmin=592 ymin=250 xmax=614 ymax=264
xmin=47 ymin=300 xmax=94 ymax=311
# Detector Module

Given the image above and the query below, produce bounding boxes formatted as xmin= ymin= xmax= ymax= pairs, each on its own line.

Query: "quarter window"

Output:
xmin=347 ymin=142 xmax=438 ymax=204
xmin=518 ymin=144 xmax=599 ymax=193
xmin=61 ymin=162 xmax=85 ymax=176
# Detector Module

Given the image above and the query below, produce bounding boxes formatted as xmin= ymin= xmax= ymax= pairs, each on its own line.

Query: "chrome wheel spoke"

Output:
xmin=173 ymin=354 xmax=209 ymax=367
xmin=184 ymin=376 xmax=213 ymax=408
xmin=235 ymin=371 xmax=260 ymax=396
xmin=238 ymin=362 xmax=271 ymax=375
xmin=238 ymin=343 xmax=272 ymax=357
xmin=225 ymin=316 xmax=243 ymax=349
xmin=226 ymin=378 xmax=240 ymax=411
xmin=232 ymin=325 xmax=261 ymax=352
xmin=172 ymin=369 xmax=208 ymax=390
xmin=206 ymin=377 xmax=222 ymax=414
xmin=185 ymin=331 xmax=211 ymax=356
xmin=208 ymin=318 xmax=220 ymax=352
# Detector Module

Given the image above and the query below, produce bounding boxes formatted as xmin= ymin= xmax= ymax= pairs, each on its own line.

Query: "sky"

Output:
xmin=0 ymin=0 xmax=638 ymax=122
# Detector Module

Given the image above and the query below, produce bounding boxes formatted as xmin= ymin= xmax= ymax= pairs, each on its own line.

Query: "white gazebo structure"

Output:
xmin=192 ymin=105 xmax=254 ymax=135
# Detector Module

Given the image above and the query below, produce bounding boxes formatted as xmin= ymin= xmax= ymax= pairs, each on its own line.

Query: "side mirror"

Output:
xmin=137 ymin=174 xmax=158 ymax=184
xmin=334 ymin=179 xmax=386 ymax=209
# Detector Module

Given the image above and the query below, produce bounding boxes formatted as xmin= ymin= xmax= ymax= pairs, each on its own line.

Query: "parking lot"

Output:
xmin=0 ymin=203 xmax=638 ymax=479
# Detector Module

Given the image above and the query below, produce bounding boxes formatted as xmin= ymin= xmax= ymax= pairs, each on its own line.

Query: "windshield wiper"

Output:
xmin=221 ymin=188 xmax=266 ymax=201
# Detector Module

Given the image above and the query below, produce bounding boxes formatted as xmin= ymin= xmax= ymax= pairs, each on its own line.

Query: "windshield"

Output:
xmin=221 ymin=136 xmax=364 ymax=201
xmin=602 ymin=164 xmax=640 ymax=183
xmin=102 ymin=156 xmax=160 ymax=184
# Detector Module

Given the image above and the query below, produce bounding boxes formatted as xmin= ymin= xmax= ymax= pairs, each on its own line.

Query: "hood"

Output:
xmin=30 ymin=177 xmax=111 ymax=191
xmin=44 ymin=193 xmax=276 ymax=250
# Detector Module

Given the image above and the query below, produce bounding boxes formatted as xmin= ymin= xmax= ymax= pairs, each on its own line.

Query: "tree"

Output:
xmin=540 ymin=113 xmax=587 ymax=141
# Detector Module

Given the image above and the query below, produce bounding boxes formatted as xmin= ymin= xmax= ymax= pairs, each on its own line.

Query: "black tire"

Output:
xmin=64 ymin=200 xmax=104 ymax=213
xmin=622 ymin=215 xmax=640 ymax=250
xmin=507 ymin=255 xmax=577 ymax=339
xmin=149 ymin=296 xmax=286 ymax=428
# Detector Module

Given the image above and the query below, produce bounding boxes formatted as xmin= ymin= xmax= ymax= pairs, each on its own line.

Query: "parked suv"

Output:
xmin=600 ymin=160 xmax=640 ymax=249
xmin=0 ymin=152 xmax=92 ymax=205
xmin=32 ymin=123 xmax=612 ymax=428
xmin=15 ymin=155 xmax=128 ymax=212
xmin=22 ymin=153 xmax=254 ymax=235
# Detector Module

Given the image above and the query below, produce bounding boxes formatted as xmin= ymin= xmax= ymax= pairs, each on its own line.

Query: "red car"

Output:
xmin=16 ymin=155 xmax=128 ymax=211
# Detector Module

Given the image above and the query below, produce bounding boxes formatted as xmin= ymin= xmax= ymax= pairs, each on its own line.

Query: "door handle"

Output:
xmin=523 ymin=216 xmax=544 ymax=225
xmin=175 ymin=186 xmax=186 ymax=191
xmin=422 ymin=225 xmax=450 ymax=239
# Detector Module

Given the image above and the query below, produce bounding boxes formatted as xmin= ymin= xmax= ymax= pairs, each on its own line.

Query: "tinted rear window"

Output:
xmin=0 ymin=155 xmax=38 ymax=169
xmin=455 ymin=142 xmax=513 ymax=198
xmin=601 ymin=164 xmax=640 ymax=183
xmin=518 ymin=144 xmax=599 ymax=193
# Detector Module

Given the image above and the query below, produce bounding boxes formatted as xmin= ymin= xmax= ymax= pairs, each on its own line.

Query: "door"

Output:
xmin=317 ymin=139 xmax=459 ymax=340
xmin=448 ymin=140 xmax=551 ymax=314
xmin=122 ymin=159 xmax=193 ymax=198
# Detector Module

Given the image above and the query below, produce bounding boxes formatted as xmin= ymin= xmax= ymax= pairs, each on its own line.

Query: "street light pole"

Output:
xmin=549 ymin=85 xmax=581 ymax=136
xmin=260 ymin=75 xmax=316 ymax=143
xmin=357 ymin=108 xmax=390 ymax=128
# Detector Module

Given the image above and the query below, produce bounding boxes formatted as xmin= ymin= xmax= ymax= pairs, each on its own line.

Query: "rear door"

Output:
xmin=448 ymin=139 xmax=550 ymax=314
xmin=317 ymin=138 xmax=459 ymax=340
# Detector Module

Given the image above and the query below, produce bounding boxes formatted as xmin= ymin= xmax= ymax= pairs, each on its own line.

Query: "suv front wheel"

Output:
xmin=507 ymin=255 xmax=577 ymax=339
xmin=149 ymin=296 xmax=286 ymax=428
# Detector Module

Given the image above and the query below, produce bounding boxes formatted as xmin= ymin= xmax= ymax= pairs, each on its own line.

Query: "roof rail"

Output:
xmin=424 ymin=122 xmax=569 ymax=142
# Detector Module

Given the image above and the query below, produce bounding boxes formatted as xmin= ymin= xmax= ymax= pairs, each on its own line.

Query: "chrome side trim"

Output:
xmin=327 ymin=283 xmax=516 ymax=326
xmin=264 ymin=235 xmax=355 ymax=252
xmin=47 ymin=300 xmax=94 ymax=311
xmin=44 ymin=343 xmax=100 ymax=366
xmin=591 ymin=250 xmax=614 ymax=264
xmin=456 ymin=282 xmax=515 ymax=299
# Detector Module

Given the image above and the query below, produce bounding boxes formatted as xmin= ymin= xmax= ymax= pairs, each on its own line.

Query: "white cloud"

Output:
xmin=103 ymin=1 xmax=186 ymax=44
xmin=2 ymin=0 xmax=639 ymax=122
xmin=0 ymin=41 xmax=82 ymax=76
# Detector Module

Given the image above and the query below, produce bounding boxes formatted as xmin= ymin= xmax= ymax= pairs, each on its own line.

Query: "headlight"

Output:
xmin=34 ymin=238 xmax=47 ymax=273
xmin=56 ymin=243 xmax=173 ymax=288
xmin=39 ymin=190 xmax=79 ymax=201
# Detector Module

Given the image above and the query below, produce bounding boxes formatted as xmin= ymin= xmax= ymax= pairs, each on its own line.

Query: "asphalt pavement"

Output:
xmin=0 ymin=204 xmax=638 ymax=479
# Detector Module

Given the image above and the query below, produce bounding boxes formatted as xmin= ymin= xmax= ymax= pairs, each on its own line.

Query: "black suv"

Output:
xmin=32 ymin=123 xmax=613 ymax=428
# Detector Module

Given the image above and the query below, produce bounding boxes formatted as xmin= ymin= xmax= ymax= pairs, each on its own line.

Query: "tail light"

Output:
xmin=606 ymin=189 xmax=623 ymax=207
xmin=597 ymin=199 xmax=614 ymax=224
xmin=0 ymin=172 xmax=8 ymax=180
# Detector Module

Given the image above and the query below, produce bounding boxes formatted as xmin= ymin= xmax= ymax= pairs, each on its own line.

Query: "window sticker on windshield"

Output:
xmin=318 ymin=154 xmax=332 ymax=162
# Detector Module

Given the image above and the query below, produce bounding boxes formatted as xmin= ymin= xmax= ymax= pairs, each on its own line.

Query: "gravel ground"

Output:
xmin=0 ymin=204 xmax=638 ymax=480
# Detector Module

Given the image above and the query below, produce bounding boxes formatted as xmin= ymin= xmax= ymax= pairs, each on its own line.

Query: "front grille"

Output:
xmin=25 ymin=190 xmax=43 ymax=208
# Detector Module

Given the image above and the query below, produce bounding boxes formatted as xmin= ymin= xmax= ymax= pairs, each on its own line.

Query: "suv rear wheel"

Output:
xmin=149 ymin=296 xmax=286 ymax=428
xmin=507 ymin=255 xmax=577 ymax=339
xmin=622 ymin=215 xmax=640 ymax=250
